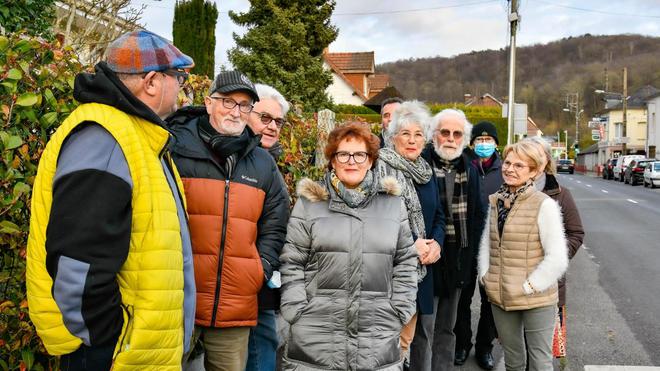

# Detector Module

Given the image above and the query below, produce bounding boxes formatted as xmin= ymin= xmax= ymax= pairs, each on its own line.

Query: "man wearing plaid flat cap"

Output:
xmin=27 ymin=30 xmax=196 ymax=370
xmin=166 ymin=71 xmax=289 ymax=371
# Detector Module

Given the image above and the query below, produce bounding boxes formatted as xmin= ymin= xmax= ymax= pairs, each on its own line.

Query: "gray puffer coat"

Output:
xmin=280 ymin=176 xmax=418 ymax=371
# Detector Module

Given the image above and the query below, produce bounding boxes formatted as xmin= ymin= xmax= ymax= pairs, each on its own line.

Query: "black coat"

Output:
xmin=422 ymin=145 xmax=486 ymax=295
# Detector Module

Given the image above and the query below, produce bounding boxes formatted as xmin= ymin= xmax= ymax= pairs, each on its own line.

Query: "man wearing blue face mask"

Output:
xmin=453 ymin=121 xmax=502 ymax=370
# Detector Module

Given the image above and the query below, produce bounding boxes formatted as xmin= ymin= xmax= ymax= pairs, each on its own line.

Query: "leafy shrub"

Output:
xmin=332 ymin=104 xmax=377 ymax=114
xmin=0 ymin=32 xmax=83 ymax=371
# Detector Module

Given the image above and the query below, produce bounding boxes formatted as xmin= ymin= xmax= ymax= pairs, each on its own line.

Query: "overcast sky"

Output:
xmin=131 ymin=0 xmax=660 ymax=73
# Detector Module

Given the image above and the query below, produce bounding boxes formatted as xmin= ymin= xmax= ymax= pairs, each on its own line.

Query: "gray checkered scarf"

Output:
xmin=376 ymin=148 xmax=433 ymax=240
xmin=432 ymin=157 xmax=469 ymax=249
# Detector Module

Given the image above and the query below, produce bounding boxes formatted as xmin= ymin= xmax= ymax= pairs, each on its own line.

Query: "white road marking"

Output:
xmin=577 ymin=180 xmax=582 ymax=184
xmin=627 ymin=199 xmax=638 ymax=204
xmin=602 ymin=190 xmax=609 ymax=193
xmin=586 ymin=184 xmax=592 ymax=188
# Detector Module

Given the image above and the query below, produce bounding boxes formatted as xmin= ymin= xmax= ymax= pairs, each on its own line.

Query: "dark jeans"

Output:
xmin=431 ymin=288 xmax=462 ymax=371
xmin=60 ymin=344 xmax=114 ymax=371
xmin=454 ymin=261 xmax=498 ymax=355
xmin=245 ymin=309 xmax=278 ymax=371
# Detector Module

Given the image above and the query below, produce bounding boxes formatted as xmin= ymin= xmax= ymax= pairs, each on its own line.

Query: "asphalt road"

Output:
xmin=559 ymin=173 xmax=660 ymax=368
xmin=457 ymin=172 xmax=660 ymax=371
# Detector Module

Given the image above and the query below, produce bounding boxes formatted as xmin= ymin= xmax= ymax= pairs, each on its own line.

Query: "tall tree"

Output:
xmin=173 ymin=0 xmax=218 ymax=78
xmin=228 ymin=0 xmax=338 ymax=110
xmin=0 ymin=0 xmax=55 ymax=37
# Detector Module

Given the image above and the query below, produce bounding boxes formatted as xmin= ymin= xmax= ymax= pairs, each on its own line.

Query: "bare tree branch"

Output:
xmin=54 ymin=0 xmax=145 ymax=65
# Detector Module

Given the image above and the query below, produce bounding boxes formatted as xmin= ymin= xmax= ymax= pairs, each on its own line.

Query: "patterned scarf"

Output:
xmin=431 ymin=155 xmax=469 ymax=249
xmin=376 ymin=148 xmax=432 ymax=239
xmin=329 ymin=169 xmax=375 ymax=208
xmin=494 ymin=179 xmax=535 ymax=237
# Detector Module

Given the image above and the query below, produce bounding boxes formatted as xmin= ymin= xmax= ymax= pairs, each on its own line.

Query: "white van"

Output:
xmin=613 ymin=154 xmax=644 ymax=181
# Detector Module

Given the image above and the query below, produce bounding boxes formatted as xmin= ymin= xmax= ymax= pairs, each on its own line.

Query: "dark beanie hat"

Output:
xmin=471 ymin=121 xmax=499 ymax=145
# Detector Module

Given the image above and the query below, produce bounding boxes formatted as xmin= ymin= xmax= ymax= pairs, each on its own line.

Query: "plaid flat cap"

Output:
xmin=105 ymin=30 xmax=194 ymax=73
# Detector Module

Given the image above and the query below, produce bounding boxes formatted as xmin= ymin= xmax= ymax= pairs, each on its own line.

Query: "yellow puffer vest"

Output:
xmin=27 ymin=103 xmax=187 ymax=370
xmin=483 ymin=189 xmax=558 ymax=311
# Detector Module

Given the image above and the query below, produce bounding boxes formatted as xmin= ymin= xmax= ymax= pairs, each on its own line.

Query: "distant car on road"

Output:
xmin=613 ymin=155 xmax=645 ymax=182
xmin=624 ymin=159 xmax=653 ymax=185
xmin=643 ymin=161 xmax=660 ymax=188
xmin=603 ymin=158 xmax=617 ymax=180
xmin=556 ymin=159 xmax=574 ymax=174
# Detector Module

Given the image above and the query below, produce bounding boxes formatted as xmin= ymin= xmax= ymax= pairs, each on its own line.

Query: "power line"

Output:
xmin=333 ymin=0 xmax=500 ymax=16
xmin=535 ymin=0 xmax=660 ymax=19
xmin=134 ymin=0 xmax=502 ymax=15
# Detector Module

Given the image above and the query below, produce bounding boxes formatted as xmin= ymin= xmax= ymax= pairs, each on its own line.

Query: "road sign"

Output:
xmin=592 ymin=134 xmax=600 ymax=140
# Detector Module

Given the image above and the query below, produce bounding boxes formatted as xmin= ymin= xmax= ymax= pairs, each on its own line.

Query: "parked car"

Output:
xmin=556 ymin=159 xmax=574 ymax=174
xmin=613 ymin=155 xmax=644 ymax=182
xmin=603 ymin=158 xmax=617 ymax=180
xmin=624 ymin=159 xmax=652 ymax=185
xmin=643 ymin=161 xmax=660 ymax=188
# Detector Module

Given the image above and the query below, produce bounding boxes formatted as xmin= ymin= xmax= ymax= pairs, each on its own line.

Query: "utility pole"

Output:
xmin=506 ymin=0 xmax=519 ymax=145
xmin=563 ymin=93 xmax=582 ymax=153
xmin=622 ymin=67 xmax=628 ymax=155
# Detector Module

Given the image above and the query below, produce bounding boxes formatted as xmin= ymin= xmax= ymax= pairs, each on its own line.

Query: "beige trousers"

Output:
xmin=400 ymin=312 xmax=419 ymax=357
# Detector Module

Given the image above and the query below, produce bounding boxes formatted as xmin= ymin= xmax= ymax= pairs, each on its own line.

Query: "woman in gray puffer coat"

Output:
xmin=280 ymin=123 xmax=418 ymax=371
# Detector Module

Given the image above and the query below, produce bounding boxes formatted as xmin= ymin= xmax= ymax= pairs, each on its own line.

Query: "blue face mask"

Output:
xmin=474 ymin=142 xmax=496 ymax=158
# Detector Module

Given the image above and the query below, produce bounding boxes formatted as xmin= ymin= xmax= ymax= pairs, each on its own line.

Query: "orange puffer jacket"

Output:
xmin=167 ymin=107 xmax=289 ymax=327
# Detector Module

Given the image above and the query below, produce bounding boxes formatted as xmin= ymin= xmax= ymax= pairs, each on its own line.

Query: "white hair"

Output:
xmin=428 ymin=108 xmax=473 ymax=144
xmin=384 ymin=100 xmax=431 ymax=147
xmin=255 ymin=83 xmax=290 ymax=115
xmin=430 ymin=109 xmax=473 ymax=160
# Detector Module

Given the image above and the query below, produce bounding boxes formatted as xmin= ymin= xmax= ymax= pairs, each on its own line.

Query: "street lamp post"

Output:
xmin=595 ymin=67 xmax=628 ymax=156
xmin=564 ymin=130 xmax=568 ymax=159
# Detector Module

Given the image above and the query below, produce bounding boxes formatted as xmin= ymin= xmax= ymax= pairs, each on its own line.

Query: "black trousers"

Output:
xmin=453 ymin=260 xmax=498 ymax=354
xmin=60 ymin=344 xmax=114 ymax=371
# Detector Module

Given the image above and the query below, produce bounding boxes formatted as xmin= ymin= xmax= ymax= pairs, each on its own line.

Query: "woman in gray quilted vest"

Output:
xmin=279 ymin=122 xmax=418 ymax=370
xmin=477 ymin=141 xmax=568 ymax=371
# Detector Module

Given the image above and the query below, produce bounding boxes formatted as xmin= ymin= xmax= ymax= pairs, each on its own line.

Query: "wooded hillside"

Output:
xmin=378 ymin=34 xmax=660 ymax=136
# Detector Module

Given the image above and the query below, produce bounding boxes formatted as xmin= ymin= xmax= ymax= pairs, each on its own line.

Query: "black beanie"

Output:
xmin=471 ymin=121 xmax=499 ymax=145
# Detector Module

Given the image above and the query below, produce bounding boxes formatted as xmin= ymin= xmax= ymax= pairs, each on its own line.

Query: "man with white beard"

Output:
xmin=421 ymin=109 xmax=486 ymax=371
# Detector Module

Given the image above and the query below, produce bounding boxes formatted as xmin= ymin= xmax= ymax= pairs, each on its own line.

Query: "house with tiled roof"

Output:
xmin=322 ymin=50 xmax=392 ymax=105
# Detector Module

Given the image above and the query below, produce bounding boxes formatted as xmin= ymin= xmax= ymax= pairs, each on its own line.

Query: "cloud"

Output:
xmin=131 ymin=0 xmax=660 ymax=73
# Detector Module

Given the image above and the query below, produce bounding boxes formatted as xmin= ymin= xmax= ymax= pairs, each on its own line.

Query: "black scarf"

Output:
xmin=197 ymin=115 xmax=250 ymax=173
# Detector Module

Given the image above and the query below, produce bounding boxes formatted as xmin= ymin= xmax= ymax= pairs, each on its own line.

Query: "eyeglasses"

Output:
xmin=160 ymin=69 xmax=189 ymax=86
xmin=436 ymin=129 xmax=464 ymax=140
xmin=208 ymin=96 xmax=254 ymax=114
xmin=252 ymin=111 xmax=286 ymax=128
xmin=502 ymin=160 xmax=529 ymax=172
xmin=474 ymin=137 xmax=495 ymax=144
xmin=397 ymin=131 xmax=425 ymax=142
xmin=334 ymin=151 xmax=369 ymax=164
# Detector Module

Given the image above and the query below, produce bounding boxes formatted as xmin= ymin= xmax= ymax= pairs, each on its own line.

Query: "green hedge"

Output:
xmin=1 ymin=33 xmax=83 ymax=371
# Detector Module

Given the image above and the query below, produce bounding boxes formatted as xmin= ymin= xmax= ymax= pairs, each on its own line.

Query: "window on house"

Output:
xmin=615 ymin=122 xmax=623 ymax=138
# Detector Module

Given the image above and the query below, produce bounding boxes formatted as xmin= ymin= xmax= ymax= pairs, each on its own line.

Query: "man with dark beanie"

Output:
xmin=166 ymin=71 xmax=289 ymax=371
xmin=453 ymin=121 xmax=502 ymax=369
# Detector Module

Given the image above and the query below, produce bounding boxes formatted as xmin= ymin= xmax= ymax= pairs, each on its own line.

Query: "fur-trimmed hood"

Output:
xmin=296 ymin=175 xmax=401 ymax=202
